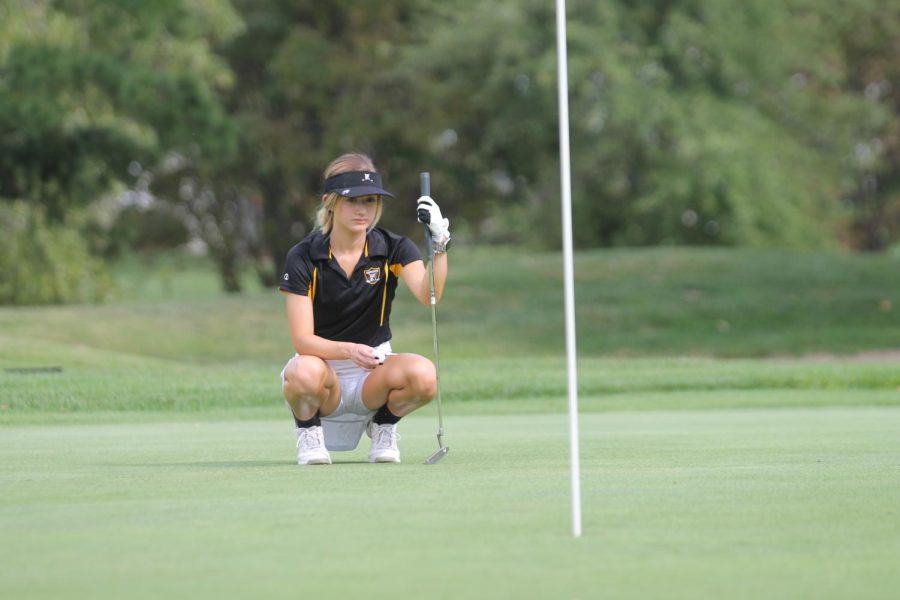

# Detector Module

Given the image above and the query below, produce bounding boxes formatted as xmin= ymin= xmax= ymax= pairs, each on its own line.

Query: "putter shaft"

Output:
xmin=421 ymin=171 xmax=448 ymax=464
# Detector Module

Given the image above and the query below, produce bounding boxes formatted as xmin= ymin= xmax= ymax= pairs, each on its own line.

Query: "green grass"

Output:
xmin=2 ymin=355 xmax=899 ymax=419
xmin=449 ymin=246 xmax=900 ymax=357
xmin=0 ymin=247 xmax=897 ymax=364
xmin=1 ymin=247 xmax=899 ymax=598
xmin=2 ymin=410 xmax=898 ymax=599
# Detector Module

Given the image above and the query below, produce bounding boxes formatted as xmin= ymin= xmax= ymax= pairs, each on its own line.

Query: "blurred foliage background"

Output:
xmin=1 ymin=0 xmax=899 ymax=304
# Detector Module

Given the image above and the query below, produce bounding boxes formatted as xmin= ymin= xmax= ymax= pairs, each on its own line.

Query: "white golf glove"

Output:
xmin=416 ymin=196 xmax=450 ymax=244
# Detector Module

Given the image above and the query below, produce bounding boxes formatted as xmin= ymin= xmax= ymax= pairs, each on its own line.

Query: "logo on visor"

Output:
xmin=364 ymin=267 xmax=381 ymax=285
xmin=362 ymin=173 xmax=373 ymax=182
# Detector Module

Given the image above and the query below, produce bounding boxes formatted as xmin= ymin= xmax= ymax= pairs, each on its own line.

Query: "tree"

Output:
xmin=395 ymin=0 xmax=893 ymax=249
xmin=221 ymin=0 xmax=430 ymax=286
xmin=0 ymin=0 xmax=244 ymax=301
xmin=0 ymin=0 xmax=242 ymax=218
xmin=810 ymin=0 xmax=900 ymax=250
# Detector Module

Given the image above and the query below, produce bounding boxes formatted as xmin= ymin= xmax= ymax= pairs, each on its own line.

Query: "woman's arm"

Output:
xmin=284 ymin=292 xmax=379 ymax=368
xmin=406 ymin=194 xmax=450 ymax=305
xmin=400 ymin=251 xmax=447 ymax=305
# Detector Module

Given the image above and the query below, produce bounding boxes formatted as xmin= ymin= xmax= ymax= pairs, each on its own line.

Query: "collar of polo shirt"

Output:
xmin=308 ymin=229 xmax=390 ymax=261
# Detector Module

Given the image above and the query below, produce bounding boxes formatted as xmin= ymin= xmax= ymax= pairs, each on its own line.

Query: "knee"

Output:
xmin=283 ymin=357 xmax=328 ymax=397
xmin=407 ymin=359 xmax=437 ymax=401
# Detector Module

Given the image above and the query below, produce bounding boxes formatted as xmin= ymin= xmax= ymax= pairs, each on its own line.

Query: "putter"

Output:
xmin=420 ymin=172 xmax=449 ymax=465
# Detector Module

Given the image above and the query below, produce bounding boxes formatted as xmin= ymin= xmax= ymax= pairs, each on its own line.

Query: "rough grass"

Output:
xmin=445 ymin=246 xmax=900 ymax=357
xmin=1 ymin=247 xmax=897 ymax=367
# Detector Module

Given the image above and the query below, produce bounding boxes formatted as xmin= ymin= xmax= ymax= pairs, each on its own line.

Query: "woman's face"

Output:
xmin=332 ymin=195 xmax=380 ymax=234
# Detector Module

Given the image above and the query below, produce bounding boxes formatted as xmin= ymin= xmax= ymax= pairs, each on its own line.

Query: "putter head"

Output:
xmin=424 ymin=446 xmax=449 ymax=465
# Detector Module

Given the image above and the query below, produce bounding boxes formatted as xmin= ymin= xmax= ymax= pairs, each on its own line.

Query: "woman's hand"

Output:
xmin=347 ymin=343 xmax=380 ymax=370
xmin=416 ymin=196 xmax=450 ymax=244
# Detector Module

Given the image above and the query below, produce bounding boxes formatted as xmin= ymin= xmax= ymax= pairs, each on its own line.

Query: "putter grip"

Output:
xmin=420 ymin=172 xmax=433 ymax=257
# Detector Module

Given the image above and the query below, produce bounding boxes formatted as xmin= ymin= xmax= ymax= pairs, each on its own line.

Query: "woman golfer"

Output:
xmin=279 ymin=153 xmax=450 ymax=465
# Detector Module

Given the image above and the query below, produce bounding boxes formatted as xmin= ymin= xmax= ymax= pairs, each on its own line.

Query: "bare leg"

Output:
xmin=282 ymin=355 xmax=341 ymax=421
xmin=361 ymin=354 xmax=436 ymax=416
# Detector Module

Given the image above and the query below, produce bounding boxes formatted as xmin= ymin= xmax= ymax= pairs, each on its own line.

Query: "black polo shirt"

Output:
xmin=279 ymin=227 xmax=422 ymax=346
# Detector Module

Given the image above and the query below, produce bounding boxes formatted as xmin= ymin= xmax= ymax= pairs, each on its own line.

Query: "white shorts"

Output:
xmin=280 ymin=341 xmax=392 ymax=451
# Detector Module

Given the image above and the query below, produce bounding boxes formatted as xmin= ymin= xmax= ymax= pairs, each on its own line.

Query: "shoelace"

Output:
xmin=297 ymin=427 xmax=325 ymax=451
xmin=372 ymin=425 xmax=400 ymax=449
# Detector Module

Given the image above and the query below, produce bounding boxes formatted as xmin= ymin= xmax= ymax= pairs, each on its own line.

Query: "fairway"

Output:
xmin=2 ymin=407 xmax=899 ymax=599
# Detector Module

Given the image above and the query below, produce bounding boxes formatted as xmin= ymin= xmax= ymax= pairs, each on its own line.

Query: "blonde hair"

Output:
xmin=315 ymin=153 xmax=384 ymax=234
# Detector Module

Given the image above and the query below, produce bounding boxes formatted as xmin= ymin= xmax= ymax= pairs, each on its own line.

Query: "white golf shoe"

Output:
xmin=367 ymin=421 xmax=401 ymax=463
xmin=295 ymin=426 xmax=331 ymax=465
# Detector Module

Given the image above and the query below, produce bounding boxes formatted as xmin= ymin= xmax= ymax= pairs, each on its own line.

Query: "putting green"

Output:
xmin=1 ymin=408 xmax=898 ymax=599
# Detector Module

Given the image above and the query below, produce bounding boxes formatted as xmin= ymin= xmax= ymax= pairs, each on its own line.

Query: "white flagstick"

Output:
xmin=556 ymin=0 xmax=582 ymax=538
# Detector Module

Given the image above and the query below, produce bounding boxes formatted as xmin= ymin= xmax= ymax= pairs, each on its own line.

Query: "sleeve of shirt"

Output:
xmin=394 ymin=236 xmax=423 ymax=266
xmin=279 ymin=244 xmax=313 ymax=296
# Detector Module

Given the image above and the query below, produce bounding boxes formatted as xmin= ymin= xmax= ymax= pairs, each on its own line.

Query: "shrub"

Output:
xmin=0 ymin=201 xmax=113 ymax=305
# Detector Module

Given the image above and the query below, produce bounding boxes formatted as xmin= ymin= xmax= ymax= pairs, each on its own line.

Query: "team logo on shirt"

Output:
xmin=364 ymin=267 xmax=381 ymax=285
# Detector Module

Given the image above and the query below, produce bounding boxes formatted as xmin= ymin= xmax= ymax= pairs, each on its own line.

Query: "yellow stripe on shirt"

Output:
xmin=379 ymin=260 xmax=389 ymax=326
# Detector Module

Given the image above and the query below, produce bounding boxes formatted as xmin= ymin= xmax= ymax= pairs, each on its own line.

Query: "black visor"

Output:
xmin=323 ymin=171 xmax=394 ymax=199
